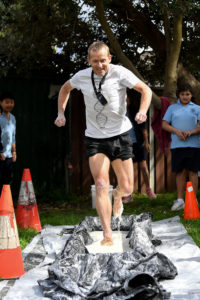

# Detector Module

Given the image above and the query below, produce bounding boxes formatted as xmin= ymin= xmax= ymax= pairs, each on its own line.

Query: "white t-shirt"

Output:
xmin=70 ymin=64 xmax=140 ymax=138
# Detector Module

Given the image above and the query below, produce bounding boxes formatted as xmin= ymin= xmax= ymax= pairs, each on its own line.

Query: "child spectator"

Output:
xmin=0 ymin=92 xmax=16 ymax=193
xmin=123 ymin=89 xmax=156 ymax=202
xmin=162 ymin=84 xmax=200 ymax=211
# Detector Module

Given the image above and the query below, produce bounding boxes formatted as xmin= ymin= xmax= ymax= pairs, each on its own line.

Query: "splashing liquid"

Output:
xmin=117 ymin=216 xmax=122 ymax=232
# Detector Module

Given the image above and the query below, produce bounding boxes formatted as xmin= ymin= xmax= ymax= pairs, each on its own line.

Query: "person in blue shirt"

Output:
xmin=162 ymin=84 xmax=200 ymax=211
xmin=0 ymin=92 xmax=16 ymax=193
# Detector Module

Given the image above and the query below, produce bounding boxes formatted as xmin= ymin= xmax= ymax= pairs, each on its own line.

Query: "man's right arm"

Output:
xmin=54 ymin=80 xmax=74 ymax=127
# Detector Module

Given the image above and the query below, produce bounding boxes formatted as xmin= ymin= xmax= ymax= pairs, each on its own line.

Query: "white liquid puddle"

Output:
xmin=86 ymin=231 xmax=132 ymax=254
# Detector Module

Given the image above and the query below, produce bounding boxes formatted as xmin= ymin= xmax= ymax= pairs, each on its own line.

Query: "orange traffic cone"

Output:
xmin=16 ymin=169 xmax=42 ymax=232
xmin=184 ymin=181 xmax=200 ymax=219
xmin=0 ymin=185 xmax=25 ymax=279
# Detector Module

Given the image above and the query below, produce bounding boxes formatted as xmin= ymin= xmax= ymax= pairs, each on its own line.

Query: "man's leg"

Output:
xmin=89 ymin=153 xmax=113 ymax=241
xmin=112 ymin=158 xmax=134 ymax=216
xmin=188 ymin=170 xmax=198 ymax=195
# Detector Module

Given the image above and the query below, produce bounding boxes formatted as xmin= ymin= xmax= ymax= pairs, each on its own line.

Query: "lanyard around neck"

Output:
xmin=91 ymin=70 xmax=108 ymax=95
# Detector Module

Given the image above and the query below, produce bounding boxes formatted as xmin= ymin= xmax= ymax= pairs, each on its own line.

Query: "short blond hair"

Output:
xmin=88 ymin=41 xmax=110 ymax=58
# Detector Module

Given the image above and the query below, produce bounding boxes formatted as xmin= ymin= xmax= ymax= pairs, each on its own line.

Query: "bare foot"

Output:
xmin=113 ymin=189 xmax=124 ymax=218
xmin=101 ymin=236 xmax=113 ymax=246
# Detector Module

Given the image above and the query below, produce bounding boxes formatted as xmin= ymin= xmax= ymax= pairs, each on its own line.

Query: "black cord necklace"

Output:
xmin=91 ymin=70 xmax=108 ymax=106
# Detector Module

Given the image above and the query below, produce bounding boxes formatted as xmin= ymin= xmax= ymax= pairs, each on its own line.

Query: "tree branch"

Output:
xmin=163 ymin=2 xmax=183 ymax=100
xmin=109 ymin=0 xmax=166 ymax=57
xmin=162 ymin=3 xmax=171 ymax=54
xmin=95 ymin=0 xmax=161 ymax=108
xmin=178 ymin=63 xmax=200 ymax=103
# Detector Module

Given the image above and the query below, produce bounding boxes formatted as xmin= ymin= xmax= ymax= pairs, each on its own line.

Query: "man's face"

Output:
xmin=179 ymin=90 xmax=192 ymax=106
xmin=0 ymin=98 xmax=15 ymax=113
xmin=87 ymin=47 xmax=111 ymax=76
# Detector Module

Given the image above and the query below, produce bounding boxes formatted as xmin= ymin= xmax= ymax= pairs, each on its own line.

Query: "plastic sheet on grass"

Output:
xmin=38 ymin=213 xmax=177 ymax=299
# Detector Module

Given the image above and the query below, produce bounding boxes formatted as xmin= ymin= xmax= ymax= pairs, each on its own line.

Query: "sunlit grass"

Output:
xmin=18 ymin=191 xmax=200 ymax=249
xmin=18 ymin=227 xmax=39 ymax=250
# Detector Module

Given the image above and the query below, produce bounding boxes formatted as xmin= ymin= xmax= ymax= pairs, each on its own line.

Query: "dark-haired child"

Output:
xmin=162 ymin=84 xmax=200 ymax=211
xmin=0 ymin=93 xmax=16 ymax=193
xmin=123 ymin=89 xmax=156 ymax=203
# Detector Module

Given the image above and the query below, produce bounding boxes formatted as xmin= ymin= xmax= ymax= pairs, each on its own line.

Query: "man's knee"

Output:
xmin=116 ymin=182 xmax=133 ymax=197
xmin=95 ymin=178 xmax=109 ymax=194
xmin=124 ymin=183 xmax=133 ymax=196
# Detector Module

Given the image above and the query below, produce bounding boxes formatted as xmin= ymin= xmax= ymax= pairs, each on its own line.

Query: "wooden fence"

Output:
xmin=0 ymin=77 xmax=176 ymax=197
xmin=70 ymin=91 xmax=176 ymax=195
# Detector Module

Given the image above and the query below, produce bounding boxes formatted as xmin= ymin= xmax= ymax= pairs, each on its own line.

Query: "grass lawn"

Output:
xmin=18 ymin=191 xmax=200 ymax=250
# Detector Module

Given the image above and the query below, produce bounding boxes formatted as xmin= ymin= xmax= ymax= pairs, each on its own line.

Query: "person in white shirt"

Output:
xmin=55 ymin=41 xmax=152 ymax=246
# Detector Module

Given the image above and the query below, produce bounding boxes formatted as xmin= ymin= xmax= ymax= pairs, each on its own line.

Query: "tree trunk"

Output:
xmin=95 ymin=0 xmax=161 ymax=108
xmin=108 ymin=0 xmax=166 ymax=57
xmin=95 ymin=0 xmax=200 ymax=106
xmin=178 ymin=63 xmax=200 ymax=104
xmin=163 ymin=3 xmax=183 ymax=102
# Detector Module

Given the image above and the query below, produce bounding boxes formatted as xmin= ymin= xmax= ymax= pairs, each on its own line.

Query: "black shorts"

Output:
xmin=132 ymin=143 xmax=146 ymax=163
xmin=171 ymin=147 xmax=200 ymax=173
xmin=85 ymin=131 xmax=134 ymax=161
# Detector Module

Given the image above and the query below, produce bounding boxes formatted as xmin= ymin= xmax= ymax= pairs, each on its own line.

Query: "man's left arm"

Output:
xmin=133 ymin=81 xmax=152 ymax=124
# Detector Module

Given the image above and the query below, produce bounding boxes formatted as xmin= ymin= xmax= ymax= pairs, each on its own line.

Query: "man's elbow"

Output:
xmin=147 ymin=86 xmax=152 ymax=99
xmin=60 ymin=80 xmax=72 ymax=95
xmin=141 ymin=84 xmax=152 ymax=99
